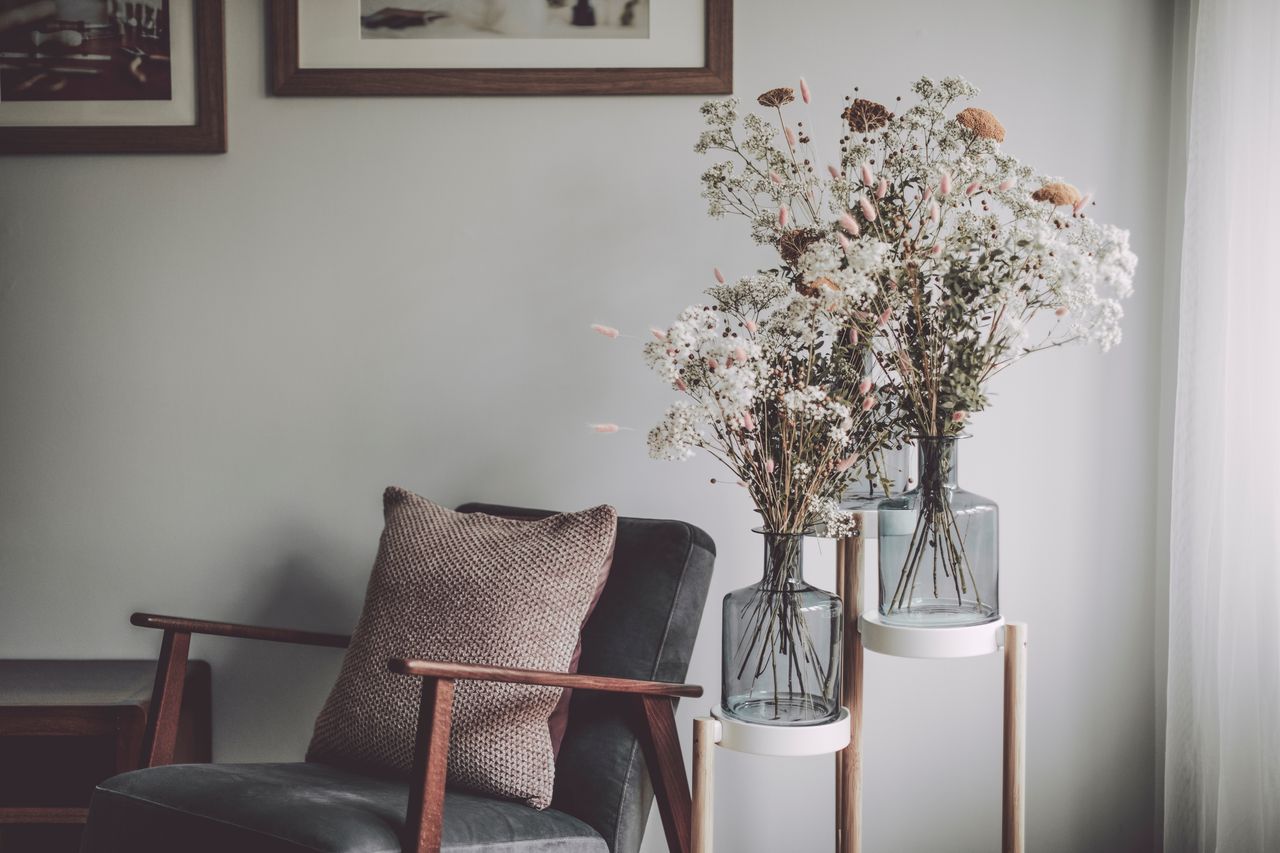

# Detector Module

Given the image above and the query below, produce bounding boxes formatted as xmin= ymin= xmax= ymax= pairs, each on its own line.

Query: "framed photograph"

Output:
xmin=0 ymin=0 xmax=225 ymax=154
xmin=269 ymin=0 xmax=732 ymax=97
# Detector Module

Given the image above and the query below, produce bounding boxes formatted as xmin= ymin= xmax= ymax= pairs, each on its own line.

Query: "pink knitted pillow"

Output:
xmin=307 ymin=488 xmax=617 ymax=809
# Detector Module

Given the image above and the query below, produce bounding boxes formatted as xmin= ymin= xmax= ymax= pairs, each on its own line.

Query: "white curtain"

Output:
xmin=1165 ymin=0 xmax=1280 ymax=850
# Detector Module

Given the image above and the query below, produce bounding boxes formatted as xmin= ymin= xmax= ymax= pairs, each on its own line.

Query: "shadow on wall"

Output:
xmin=200 ymin=544 xmax=362 ymax=763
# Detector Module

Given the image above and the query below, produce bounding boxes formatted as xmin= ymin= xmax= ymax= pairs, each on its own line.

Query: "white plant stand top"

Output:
xmin=859 ymin=613 xmax=1007 ymax=659
xmin=707 ymin=705 xmax=851 ymax=756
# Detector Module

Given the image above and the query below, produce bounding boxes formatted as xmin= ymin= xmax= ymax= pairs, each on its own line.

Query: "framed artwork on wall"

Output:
xmin=269 ymin=0 xmax=732 ymax=96
xmin=0 ymin=0 xmax=226 ymax=155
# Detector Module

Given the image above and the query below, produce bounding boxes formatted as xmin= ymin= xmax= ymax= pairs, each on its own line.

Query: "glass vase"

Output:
xmin=721 ymin=530 xmax=842 ymax=726
xmin=841 ymin=443 xmax=913 ymax=510
xmin=877 ymin=436 xmax=999 ymax=626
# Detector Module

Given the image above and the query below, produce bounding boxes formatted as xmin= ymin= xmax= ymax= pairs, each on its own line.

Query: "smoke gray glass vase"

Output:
xmin=841 ymin=443 xmax=913 ymax=510
xmin=878 ymin=436 xmax=999 ymax=627
xmin=721 ymin=530 xmax=842 ymax=726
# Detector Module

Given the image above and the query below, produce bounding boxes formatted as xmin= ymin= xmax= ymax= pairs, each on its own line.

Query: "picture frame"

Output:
xmin=0 ymin=0 xmax=226 ymax=155
xmin=269 ymin=0 xmax=732 ymax=97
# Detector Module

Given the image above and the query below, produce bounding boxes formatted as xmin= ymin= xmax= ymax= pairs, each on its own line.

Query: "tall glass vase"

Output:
xmin=878 ymin=436 xmax=999 ymax=626
xmin=721 ymin=530 xmax=842 ymax=726
xmin=841 ymin=443 xmax=913 ymax=510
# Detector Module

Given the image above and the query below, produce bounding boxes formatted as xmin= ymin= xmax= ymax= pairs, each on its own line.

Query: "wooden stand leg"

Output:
xmin=836 ymin=531 xmax=864 ymax=853
xmin=1002 ymin=623 xmax=1027 ymax=853
xmin=834 ymin=551 xmax=846 ymax=853
xmin=692 ymin=717 xmax=717 ymax=853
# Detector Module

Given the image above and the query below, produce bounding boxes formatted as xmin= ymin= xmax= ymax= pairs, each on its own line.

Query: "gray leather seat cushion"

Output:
xmin=82 ymin=762 xmax=608 ymax=853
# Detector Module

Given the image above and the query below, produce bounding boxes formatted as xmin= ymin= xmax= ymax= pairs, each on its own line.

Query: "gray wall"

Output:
xmin=0 ymin=2 xmax=1173 ymax=850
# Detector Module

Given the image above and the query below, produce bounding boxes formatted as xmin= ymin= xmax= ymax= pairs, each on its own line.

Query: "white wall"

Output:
xmin=0 ymin=2 xmax=1173 ymax=850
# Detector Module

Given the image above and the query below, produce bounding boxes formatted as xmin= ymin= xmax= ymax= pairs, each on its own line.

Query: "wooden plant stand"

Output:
xmin=689 ymin=519 xmax=1027 ymax=853
xmin=834 ymin=525 xmax=1027 ymax=853
xmin=692 ymin=706 xmax=852 ymax=853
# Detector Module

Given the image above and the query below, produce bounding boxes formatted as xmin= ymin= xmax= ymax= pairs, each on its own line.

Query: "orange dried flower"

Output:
xmin=842 ymin=98 xmax=891 ymax=133
xmin=757 ymin=87 xmax=796 ymax=108
xmin=955 ymin=107 xmax=1006 ymax=142
xmin=1031 ymin=182 xmax=1083 ymax=207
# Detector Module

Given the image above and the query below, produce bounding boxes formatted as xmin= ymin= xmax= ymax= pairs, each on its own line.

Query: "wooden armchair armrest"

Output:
xmin=390 ymin=657 xmax=700 ymax=853
xmin=129 ymin=612 xmax=349 ymax=770
xmin=131 ymin=612 xmax=350 ymax=648
xmin=388 ymin=658 xmax=702 ymax=699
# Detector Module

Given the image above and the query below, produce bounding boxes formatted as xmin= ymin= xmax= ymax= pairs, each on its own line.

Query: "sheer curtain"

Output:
xmin=1164 ymin=0 xmax=1280 ymax=850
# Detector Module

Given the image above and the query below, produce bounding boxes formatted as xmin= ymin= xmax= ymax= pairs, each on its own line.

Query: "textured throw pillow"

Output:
xmin=307 ymin=488 xmax=617 ymax=809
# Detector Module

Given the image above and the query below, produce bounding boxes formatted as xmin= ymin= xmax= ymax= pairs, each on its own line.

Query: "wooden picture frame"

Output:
xmin=0 ymin=0 xmax=227 ymax=155
xmin=269 ymin=0 xmax=732 ymax=97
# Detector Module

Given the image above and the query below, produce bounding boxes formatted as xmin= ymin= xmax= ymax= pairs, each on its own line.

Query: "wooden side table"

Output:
xmin=0 ymin=660 xmax=211 ymax=852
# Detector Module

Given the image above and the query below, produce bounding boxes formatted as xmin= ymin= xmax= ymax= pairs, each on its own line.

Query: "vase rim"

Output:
xmin=910 ymin=432 xmax=971 ymax=442
xmin=750 ymin=526 xmax=812 ymax=537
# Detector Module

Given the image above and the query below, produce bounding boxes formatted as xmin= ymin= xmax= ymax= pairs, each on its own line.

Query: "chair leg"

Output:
xmin=406 ymin=677 xmax=456 ymax=853
xmin=141 ymin=629 xmax=191 ymax=767
xmin=637 ymin=695 xmax=694 ymax=853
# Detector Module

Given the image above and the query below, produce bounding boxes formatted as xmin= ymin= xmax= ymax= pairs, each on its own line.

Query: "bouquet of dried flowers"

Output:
xmin=692 ymin=75 xmax=1137 ymax=618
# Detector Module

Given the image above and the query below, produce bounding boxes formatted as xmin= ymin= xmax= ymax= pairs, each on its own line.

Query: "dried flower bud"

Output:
xmin=778 ymin=204 xmax=790 ymax=227
xmin=828 ymin=163 xmax=841 ymax=179
xmin=770 ymin=171 xmax=784 ymax=186
xmin=799 ymin=77 xmax=811 ymax=104
xmin=592 ymin=423 xmax=620 ymax=433
xmin=757 ymin=87 xmax=796 ymax=108
xmin=742 ymin=411 xmax=755 ymax=430
xmin=860 ymin=162 xmax=875 ymax=185
xmin=650 ymin=328 xmax=667 ymax=341
xmin=861 ymin=396 xmax=878 ymax=411
xmin=1055 ymin=306 xmax=1069 ymax=317
xmin=839 ymin=212 xmax=861 ymax=236
xmin=998 ymin=178 xmax=1015 ymax=192
xmin=951 ymin=410 xmax=967 ymax=423
xmin=876 ymin=177 xmax=889 ymax=199
xmin=765 ymin=458 xmax=776 ymax=474
xmin=966 ymin=181 xmax=981 ymax=196
xmin=940 ymin=172 xmax=952 ymax=195
xmin=591 ymin=324 xmax=620 ymax=339
xmin=955 ymin=107 xmax=1006 ymax=142
xmin=744 ymin=319 xmax=758 ymax=333
xmin=784 ymin=126 xmax=797 ymax=147
xmin=858 ymin=377 xmax=873 ymax=395
xmin=859 ymin=197 xmax=877 ymax=222
xmin=836 ymin=455 xmax=860 ymax=473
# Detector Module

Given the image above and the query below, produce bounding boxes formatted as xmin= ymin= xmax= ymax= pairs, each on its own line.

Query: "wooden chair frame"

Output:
xmin=129 ymin=612 xmax=699 ymax=853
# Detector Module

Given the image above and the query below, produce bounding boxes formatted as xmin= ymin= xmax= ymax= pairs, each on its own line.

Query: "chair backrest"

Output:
xmin=457 ymin=504 xmax=715 ymax=853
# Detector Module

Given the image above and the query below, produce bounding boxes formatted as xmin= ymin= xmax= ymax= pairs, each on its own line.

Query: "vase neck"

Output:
xmin=758 ymin=531 xmax=806 ymax=588
xmin=916 ymin=437 xmax=959 ymax=489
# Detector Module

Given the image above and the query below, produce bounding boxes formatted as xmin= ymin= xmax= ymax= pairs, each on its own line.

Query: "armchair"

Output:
xmin=81 ymin=504 xmax=716 ymax=853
